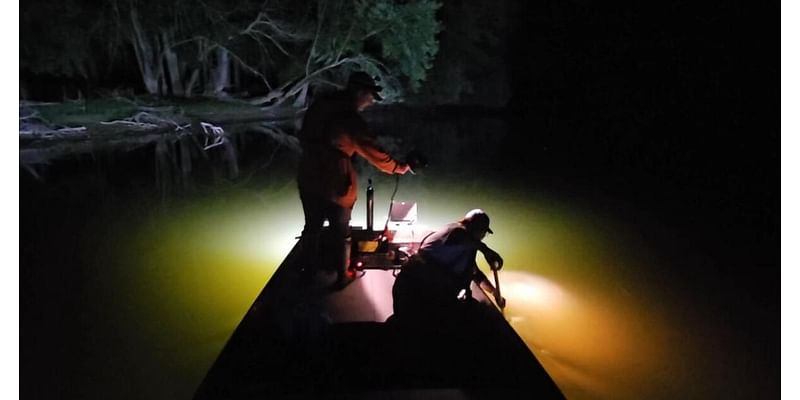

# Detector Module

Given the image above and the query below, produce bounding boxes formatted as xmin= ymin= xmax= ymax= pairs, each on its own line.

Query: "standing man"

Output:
xmin=297 ymin=71 xmax=411 ymax=288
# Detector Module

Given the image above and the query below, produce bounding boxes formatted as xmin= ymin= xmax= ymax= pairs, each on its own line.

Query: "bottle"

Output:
xmin=366 ymin=178 xmax=374 ymax=232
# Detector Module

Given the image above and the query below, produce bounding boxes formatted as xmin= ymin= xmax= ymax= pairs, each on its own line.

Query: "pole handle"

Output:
xmin=492 ymin=262 xmax=505 ymax=310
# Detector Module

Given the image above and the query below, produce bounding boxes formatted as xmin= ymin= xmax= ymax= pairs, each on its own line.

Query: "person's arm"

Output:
xmin=448 ymin=228 xmax=503 ymax=270
xmin=475 ymin=269 xmax=506 ymax=308
xmin=352 ymin=135 xmax=410 ymax=174
xmin=475 ymin=240 xmax=505 ymax=307
xmin=477 ymin=242 xmax=503 ymax=271
xmin=335 ymin=116 xmax=410 ymax=174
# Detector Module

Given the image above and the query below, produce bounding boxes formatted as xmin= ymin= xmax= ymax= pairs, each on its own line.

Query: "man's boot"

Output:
xmin=333 ymin=237 xmax=354 ymax=290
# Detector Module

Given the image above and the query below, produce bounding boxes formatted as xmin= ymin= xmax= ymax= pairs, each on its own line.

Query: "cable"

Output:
xmin=383 ymin=173 xmax=401 ymax=233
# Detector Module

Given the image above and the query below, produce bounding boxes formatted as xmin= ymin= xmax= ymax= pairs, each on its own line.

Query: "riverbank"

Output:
xmin=19 ymin=96 xmax=304 ymax=174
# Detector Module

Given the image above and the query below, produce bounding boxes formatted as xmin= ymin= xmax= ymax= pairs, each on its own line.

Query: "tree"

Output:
xmin=258 ymin=0 xmax=443 ymax=106
xmin=20 ymin=0 xmax=121 ymax=86
xmin=408 ymin=1 xmax=512 ymax=106
xmin=121 ymin=0 xmax=267 ymax=97
xmin=21 ymin=0 xmax=443 ymax=104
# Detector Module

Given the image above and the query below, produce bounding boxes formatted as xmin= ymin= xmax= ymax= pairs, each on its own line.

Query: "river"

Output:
xmin=20 ymin=111 xmax=777 ymax=399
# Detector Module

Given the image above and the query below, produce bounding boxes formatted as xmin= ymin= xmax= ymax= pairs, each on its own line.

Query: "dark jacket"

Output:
xmin=297 ymin=91 xmax=400 ymax=208
xmin=418 ymin=222 xmax=490 ymax=294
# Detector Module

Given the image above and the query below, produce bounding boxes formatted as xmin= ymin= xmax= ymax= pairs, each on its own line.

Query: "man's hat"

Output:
xmin=347 ymin=71 xmax=383 ymax=101
xmin=463 ymin=209 xmax=493 ymax=234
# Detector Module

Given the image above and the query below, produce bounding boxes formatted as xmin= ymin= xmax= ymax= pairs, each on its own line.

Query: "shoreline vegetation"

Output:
xmin=19 ymin=96 xmax=305 ymax=172
xmin=19 ymin=0 xmax=510 ymax=174
xmin=20 ymin=0 xmax=448 ymax=150
xmin=19 ymin=95 xmax=510 ymax=169
xmin=20 ymin=96 xmax=298 ymax=139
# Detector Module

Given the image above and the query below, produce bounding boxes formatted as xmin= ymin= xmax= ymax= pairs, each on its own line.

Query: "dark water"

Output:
xmin=20 ymin=112 xmax=777 ymax=399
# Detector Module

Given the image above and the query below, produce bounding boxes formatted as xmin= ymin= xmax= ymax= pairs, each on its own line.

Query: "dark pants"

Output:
xmin=299 ymin=190 xmax=352 ymax=278
xmin=391 ymin=255 xmax=501 ymax=368
xmin=392 ymin=255 xmax=463 ymax=321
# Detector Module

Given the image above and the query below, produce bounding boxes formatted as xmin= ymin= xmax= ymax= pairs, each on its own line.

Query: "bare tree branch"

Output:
xmin=306 ymin=0 xmax=327 ymax=77
xmin=200 ymin=122 xmax=226 ymax=150
xmin=240 ymin=11 xmax=305 ymax=57
xmin=211 ymin=42 xmax=274 ymax=91
xmin=335 ymin=18 xmax=356 ymax=63
xmin=253 ymin=56 xmax=361 ymax=107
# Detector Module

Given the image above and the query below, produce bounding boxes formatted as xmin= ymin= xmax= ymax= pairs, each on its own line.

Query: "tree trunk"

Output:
xmin=159 ymin=66 xmax=167 ymax=97
xmin=233 ymin=60 xmax=240 ymax=93
xmin=185 ymin=40 xmax=207 ymax=97
xmin=292 ymin=83 xmax=309 ymax=108
xmin=256 ymin=57 xmax=355 ymax=107
xmin=162 ymin=32 xmax=185 ymax=97
xmin=130 ymin=9 xmax=160 ymax=95
xmin=212 ymin=47 xmax=230 ymax=96
xmin=185 ymin=68 xmax=201 ymax=97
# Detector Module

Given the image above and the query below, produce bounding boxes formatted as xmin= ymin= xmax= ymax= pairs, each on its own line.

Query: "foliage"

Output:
xmin=407 ymin=1 xmax=511 ymax=106
xmin=306 ymin=0 xmax=442 ymax=102
xmin=359 ymin=0 xmax=441 ymax=92
xmin=20 ymin=0 xmax=442 ymax=104
xmin=20 ymin=0 xmax=116 ymax=79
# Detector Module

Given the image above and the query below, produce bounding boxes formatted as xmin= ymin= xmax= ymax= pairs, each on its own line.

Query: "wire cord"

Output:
xmin=383 ymin=173 xmax=401 ymax=232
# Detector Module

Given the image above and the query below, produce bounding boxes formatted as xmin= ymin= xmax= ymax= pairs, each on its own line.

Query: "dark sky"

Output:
xmin=503 ymin=6 xmax=779 ymax=397
xmin=499 ymin=1 xmax=777 ymax=213
xmin=509 ymin=2 xmax=775 ymax=126
xmin=501 ymin=0 xmax=779 ymax=330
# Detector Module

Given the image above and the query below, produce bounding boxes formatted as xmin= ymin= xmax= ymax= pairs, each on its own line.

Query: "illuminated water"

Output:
xmin=20 ymin=124 xmax=776 ymax=399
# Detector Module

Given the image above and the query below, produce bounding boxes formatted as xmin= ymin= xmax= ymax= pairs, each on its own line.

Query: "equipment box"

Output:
xmin=350 ymin=228 xmax=420 ymax=270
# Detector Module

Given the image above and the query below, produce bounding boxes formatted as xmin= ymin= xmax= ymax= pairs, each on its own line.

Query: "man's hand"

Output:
xmin=394 ymin=163 xmax=412 ymax=175
xmin=483 ymin=248 xmax=503 ymax=270
xmin=495 ymin=294 xmax=507 ymax=309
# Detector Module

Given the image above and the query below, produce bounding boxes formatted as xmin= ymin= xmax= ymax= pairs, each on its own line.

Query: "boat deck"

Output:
xmin=194 ymin=231 xmax=565 ymax=399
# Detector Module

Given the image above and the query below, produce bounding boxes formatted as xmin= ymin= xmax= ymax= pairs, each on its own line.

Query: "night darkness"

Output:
xmin=20 ymin=1 xmax=778 ymax=399
xmin=507 ymin=0 xmax=778 ymax=332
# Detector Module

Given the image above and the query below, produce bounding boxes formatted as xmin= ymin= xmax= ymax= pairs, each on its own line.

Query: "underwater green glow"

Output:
xmin=81 ymin=173 xmax=727 ymax=399
xmin=88 ymin=186 xmax=305 ymax=399
xmin=395 ymin=179 xmax=675 ymax=399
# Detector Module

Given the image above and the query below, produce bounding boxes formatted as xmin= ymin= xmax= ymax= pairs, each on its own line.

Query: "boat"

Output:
xmin=194 ymin=197 xmax=565 ymax=399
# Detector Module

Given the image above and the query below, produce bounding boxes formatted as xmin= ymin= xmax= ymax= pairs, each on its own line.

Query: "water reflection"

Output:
xmin=110 ymin=187 xmax=305 ymax=398
xmin=22 ymin=118 xmax=772 ymax=399
xmin=499 ymin=270 xmax=667 ymax=399
xmin=118 ymin=174 xmax=670 ymax=399
xmin=449 ymin=187 xmax=670 ymax=400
